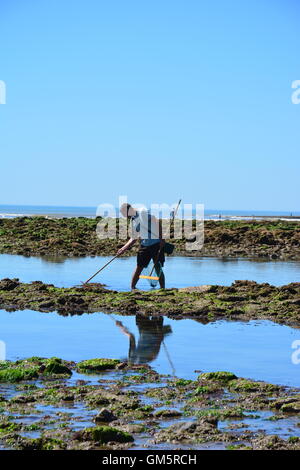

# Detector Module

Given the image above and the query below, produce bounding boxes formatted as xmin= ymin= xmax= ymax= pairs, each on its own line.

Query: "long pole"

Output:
xmin=83 ymin=199 xmax=182 ymax=285
xmin=82 ymin=253 xmax=120 ymax=285
xmin=173 ymin=199 xmax=182 ymax=219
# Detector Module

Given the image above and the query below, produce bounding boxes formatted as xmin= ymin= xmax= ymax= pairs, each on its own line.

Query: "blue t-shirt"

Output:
xmin=131 ymin=209 xmax=160 ymax=246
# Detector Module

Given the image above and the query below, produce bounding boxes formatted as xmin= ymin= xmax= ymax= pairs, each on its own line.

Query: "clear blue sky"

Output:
xmin=0 ymin=0 xmax=299 ymax=211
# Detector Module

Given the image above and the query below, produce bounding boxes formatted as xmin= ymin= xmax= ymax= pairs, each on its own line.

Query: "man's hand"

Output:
xmin=117 ymin=238 xmax=136 ymax=256
xmin=117 ymin=246 xmax=127 ymax=256
xmin=115 ymin=320 xmax=132 ymax=338
xmin=159 ymin=239 xmax=166 ymax=249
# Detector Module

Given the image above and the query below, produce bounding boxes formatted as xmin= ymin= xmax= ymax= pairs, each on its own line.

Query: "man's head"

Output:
xmin=120 ymin=203 xmax=136 ymax=219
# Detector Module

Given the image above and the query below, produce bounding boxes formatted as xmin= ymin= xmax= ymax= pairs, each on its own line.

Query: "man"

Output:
xmin=117 ymin=203 xmax=165 ymax=290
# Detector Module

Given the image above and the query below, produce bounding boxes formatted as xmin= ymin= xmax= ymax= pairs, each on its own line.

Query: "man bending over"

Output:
xmin=117 ymin=203 xmax=165 ymax=290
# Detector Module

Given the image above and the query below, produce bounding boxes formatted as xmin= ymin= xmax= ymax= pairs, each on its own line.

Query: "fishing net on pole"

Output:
xmin=140 ymin=261 xmax=163 ymax=288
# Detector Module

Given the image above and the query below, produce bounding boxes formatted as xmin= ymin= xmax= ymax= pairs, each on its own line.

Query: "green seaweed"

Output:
xmin=76 ymin=425 xmax=134 ymax=444
xmin=199 ymin=371 xmax=237 ymax=384
xmin=77 ymin=358 xmax=120 ymax=373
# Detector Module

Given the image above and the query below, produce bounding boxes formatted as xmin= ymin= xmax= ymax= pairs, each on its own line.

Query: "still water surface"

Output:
xmin=0 ymin=254 xmax=299 ymax=387
xmin=0 ymin=254 xmax=299 ymax=290
xmin=0 ymin=310 xmax=299 ymax=387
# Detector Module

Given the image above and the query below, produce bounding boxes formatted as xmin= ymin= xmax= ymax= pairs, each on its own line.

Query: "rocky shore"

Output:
xmin=0 ymin=217 xmax=299 ymax=259
xmin=0 ymin=278 xmax=299 ymax=326
xmin=0 ymin=357 xmax=300 ymax=450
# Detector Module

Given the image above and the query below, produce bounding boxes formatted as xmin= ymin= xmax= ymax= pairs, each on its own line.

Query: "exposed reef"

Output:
xmin=0 ymin=217 xmax=299 ymax=259
xmin=1 ymin=357 xmax=300 ymax=450
xmin=0 ymin=278 xmax=299 ymax=326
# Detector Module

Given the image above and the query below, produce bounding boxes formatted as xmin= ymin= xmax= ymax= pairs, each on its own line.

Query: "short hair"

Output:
xmin=120 ymin=203 xmax=131 ymax=217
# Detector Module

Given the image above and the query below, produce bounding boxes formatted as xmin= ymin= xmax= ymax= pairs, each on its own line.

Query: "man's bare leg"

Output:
xmin=154 ymin=263 xmax=165 ymax=289
xmin=159 ymin=271 xmax=165 ymax=289
xmin=131 ymin=265 xmax=143 ymax=290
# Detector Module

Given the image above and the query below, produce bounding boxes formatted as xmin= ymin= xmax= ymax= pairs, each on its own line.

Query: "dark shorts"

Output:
xmin=137 ymin=242 xmax=165 ymax=268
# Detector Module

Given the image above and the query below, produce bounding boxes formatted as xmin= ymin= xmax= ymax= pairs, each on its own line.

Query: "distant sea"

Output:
xmin=0 ymin=205 xmax=299 ymax=221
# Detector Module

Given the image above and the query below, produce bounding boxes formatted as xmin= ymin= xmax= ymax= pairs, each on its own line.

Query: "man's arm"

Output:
xmin=115 ymin=321 xmax=136 ymax=354
xmin=117 ymin=237 xmax=137 ymax=255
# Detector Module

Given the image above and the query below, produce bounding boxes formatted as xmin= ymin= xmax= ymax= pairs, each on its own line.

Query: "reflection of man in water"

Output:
xmin=115 ymin=315 xmax=172 ymax=364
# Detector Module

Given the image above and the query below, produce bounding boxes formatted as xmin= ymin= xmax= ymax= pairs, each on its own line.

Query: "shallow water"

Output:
xmin=1 ymin=309 xmax=300 ymax=387
xmin=219 ymin=411 xmax=300 ymax=440
xmin=0 ymin=254 xmax=299 ymax=290
xmin=0 ymin=253 xmax=299 ymax=389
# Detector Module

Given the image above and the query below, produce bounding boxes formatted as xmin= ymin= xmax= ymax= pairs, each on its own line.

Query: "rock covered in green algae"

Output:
xmin=74 ymin=425 xmax=134 ymax=444
xmin=1 ymin=357 xmax=300 ymax=451
xmin=240 ymin=435 xmax=300 ymax=451
xmin=199 ymin=371 xmax=237 ymax=383
xmin=228 ymin=378 xmax=280 ymax=393
xmin=1 ymin=278 xmax=299 ymax=326
xmin=1 ymin=217 xmax=300 ymax=260
xmin=195 ymin=407 xmax=247 ymax=420
xmin=153 ymin=416 xmax=220 ymax=444
xmin=270 ymin=396 xmax=300 ymax=413
xmin=0 ymin=365 xmax=39 ymax=383
xmin=199 ymin=371 xmax=280 ymax=394
xmin=43 ymin=358 xmax=72 ymax=375
xmin=0 ymin=419 xmax=21 ymax=435
xmin=280 ymin=402 xmax=300 ymax=413
xmin=17 ymin=436 xmax=67 ymax=450
xmin=154 ymin=409 xmax=182 ymax=418
xmin=94 ymin=408 xmax=117 ymax=423
xmin=0 ymin=278 xmax=20 ymax=291
xmin=77 ymin=358 xmax=120 ymax=373
xmin=0 ymin=357 xmax=72 ymax=383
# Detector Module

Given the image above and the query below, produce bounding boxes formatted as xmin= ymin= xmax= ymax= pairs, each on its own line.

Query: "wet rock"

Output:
xmin=10 ymin=394 xmax=37 ymax=404
xmin=280 ymin=402 xmax=300 ymax=413
xmin=117 ymin=424 xmax=145 ymax=434
xmin=154 ymin=409 xmax=182 ymax=418
xmin=0 ymin=278 xmax=19 ymax=291
xmin=76 ymin=379 xmax=88 ymax=386
xmin=2 ymin=356 xmax=300 ymax=450
xmin=228 ymin=379 xmax=280 ymax=393
xmin=94 ymin=408 xmax=117 ymax=423
xmin=1 ymin=217 xmax=300 ymax=259
xmin=77 ymin=358 xmax=120 ymax=373
xmin=115 ymin=362 xmax=128 ymax=370
xmin=17 ymin=436 xmax=66 ymax=450
xmin=174 ymin=421 xmax=197 ymax=433
xmin=0 ymin=278 xmax=299 ymax=327
xmin=74 ymin=425 xmax=134 ymax=444
xmin=30 ymin=281 xmax=49 ymax=291
xmin=153 ymin=417 xmax=219 ymax=443
xmin=250 ymin=435 xmax=300 ymax=450
xmin=0 ymin=357 xmax=72 ymax=383
xmin=199 ymin=371 xmax=237 ymax=384
xmin=38 ymin=301 xmax=55 ymax=309
xmin=57 ymin=295 xmax=84 ymax=305
xmin=232 ymin=280 xmax=260 ymax=288
xmin=216 ymin=294 xmax=247 ymax=302
xmin=271 ymin=397 xmax=300 ymax=413
xmin=0 ymin=365 xmax=39 ymax=383
xmin=84 ymin=391 xmax=110 ymax=406
xmin=179 ymin=285 xmax=213 ymax=293
xmin=43 ymin=358 xmax=72 ymax=376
